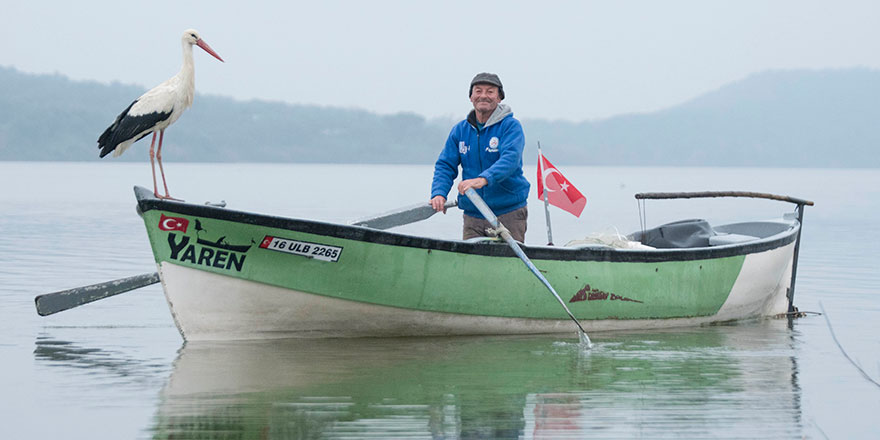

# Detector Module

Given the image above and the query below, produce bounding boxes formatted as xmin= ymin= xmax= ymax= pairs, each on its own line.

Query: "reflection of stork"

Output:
xmin=98 ymin=29 xmax=224 ymax=199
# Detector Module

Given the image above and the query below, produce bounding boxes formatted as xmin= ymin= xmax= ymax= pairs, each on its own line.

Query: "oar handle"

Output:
xmin=464 ymin=188 xmax=499 ymax=227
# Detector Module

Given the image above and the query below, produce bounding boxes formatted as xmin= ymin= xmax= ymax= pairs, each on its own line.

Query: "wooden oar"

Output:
xmin=349 ymin=199 xmax=457 ymax=229
xmin=34 ymin=199 xmax=457 ymax=316
xmin=464 ymin=188 xmax=592 ymax=348
xmin=35 ymin=272 xmax=160 ymax=316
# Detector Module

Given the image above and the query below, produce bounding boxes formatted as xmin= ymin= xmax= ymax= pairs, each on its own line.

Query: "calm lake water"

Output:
xmin=1 ymin=162 xmax=878 ymax=439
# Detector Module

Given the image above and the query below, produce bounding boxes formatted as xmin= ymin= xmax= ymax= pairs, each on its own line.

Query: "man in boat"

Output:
xmin=430 ymin=72 xmax=530 ymax=242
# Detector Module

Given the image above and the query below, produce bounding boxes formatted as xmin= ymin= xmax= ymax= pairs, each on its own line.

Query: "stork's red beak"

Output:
xmin=196 ymin=39 xmax=224 ymax=62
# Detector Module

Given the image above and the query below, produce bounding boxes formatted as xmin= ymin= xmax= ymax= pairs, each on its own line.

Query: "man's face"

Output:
xmin=470 ymin=84 xmax=501 ymax=114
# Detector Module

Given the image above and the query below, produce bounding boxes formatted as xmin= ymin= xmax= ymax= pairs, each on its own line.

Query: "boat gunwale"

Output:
xmin=135 ymin=186 xmax=799 ymax=264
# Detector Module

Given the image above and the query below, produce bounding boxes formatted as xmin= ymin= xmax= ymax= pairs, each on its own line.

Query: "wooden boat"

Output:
xmin=134 ymin=186 xmax=812 ymax=341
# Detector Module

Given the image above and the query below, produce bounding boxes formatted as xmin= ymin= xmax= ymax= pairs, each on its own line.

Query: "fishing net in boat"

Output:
xmin=565 ymin=227 xmax=654 ymax=249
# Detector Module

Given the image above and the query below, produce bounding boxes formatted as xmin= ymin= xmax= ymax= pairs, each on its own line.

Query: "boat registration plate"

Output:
xmin=259 ymin=236 xmax=343 ymax=262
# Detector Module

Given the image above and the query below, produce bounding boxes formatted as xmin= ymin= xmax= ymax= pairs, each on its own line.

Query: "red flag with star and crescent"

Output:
xmin=537 ymin=152 xmax=586 ymax=217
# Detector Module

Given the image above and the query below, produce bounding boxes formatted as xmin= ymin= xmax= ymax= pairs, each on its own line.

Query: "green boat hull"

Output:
xmin=135 ymin=187 xmax=799 ymax=340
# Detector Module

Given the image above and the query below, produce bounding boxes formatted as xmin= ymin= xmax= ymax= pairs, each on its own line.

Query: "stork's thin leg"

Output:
xmin=148 ymin=132 xmax=160 ymax=197
xmin=156 ymin=130 xmax=182 ymax=201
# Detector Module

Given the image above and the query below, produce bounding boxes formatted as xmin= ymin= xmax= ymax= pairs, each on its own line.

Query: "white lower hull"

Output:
xmin=159 ymin=240 xmax=794 ymax=341
xmin=716 ymin=241 xmax=793 ymax=318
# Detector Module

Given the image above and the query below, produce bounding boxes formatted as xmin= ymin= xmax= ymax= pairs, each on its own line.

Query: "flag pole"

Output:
xmin=537 ymin=141 xmax=554 ymax=245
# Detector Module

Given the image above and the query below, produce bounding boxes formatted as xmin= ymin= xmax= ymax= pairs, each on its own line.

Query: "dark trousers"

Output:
xmin=462 ymin=206 xmax=528 ymax=242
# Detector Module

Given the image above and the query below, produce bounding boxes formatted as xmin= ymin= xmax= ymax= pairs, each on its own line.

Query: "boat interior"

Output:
xmin=465 ymin=217 xmax=798 ymax=251
xmin=628 ymin=218 xmax=796 ymax=249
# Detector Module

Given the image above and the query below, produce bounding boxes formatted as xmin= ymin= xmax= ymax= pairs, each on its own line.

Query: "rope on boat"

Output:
xmin=775 ymin=310 xmax=822 ymax=318
xmin=820 ymin=303 xmax=880 ymax=389
xmin=486 ymin=224 xmax=511 ymax=239
xmin=637 ymin=198 xmax=648 ymax=240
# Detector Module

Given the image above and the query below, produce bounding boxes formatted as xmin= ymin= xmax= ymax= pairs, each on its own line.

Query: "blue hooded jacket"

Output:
xmin=431 ymin=104 xmax=530 ymax=218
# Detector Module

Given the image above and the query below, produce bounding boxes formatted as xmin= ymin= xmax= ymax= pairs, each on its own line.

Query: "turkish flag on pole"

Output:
xmin=537 ymin=152 xmax=586 ymax=217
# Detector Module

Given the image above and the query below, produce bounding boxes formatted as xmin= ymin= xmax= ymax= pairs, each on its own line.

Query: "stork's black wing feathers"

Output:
xmin=98 ymin=100 xmax=173 ymax=158
xmin=98 ymin=100 xmax=136 ymax=148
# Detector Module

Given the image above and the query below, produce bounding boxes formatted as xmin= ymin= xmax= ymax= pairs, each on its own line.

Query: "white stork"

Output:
xmin=98 ymin=29 xmax=224 ymax=199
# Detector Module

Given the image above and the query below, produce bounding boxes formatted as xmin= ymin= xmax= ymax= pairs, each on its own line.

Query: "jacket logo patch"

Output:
xmin=459 ymin=141 xmax=469 ymax=154
xmin=486 ymin=136 xmax=499 ymax=153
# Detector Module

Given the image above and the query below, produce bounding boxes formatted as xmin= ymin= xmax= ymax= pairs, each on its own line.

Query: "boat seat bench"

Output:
xmin=708 ymin=233 xmax=759 ymax=246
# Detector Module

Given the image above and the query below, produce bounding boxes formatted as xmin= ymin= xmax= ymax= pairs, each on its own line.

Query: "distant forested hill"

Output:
xmin=1 ymin=66 xmax=878 ymax=167
xmin=525 ymin=68 xmax=880 ymax=167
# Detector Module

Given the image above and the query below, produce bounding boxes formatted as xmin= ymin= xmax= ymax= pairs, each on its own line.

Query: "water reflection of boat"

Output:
xmin=152 ymin=320 xmax=803 ymax=438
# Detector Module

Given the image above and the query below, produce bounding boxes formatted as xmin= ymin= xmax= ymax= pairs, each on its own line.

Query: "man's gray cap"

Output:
xmin=469 ymin=72 xmax=505 ymax=99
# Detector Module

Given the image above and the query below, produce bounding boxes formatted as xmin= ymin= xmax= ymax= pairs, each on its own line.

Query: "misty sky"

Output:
xmin=2 ymin=1 xmax=878 ymax=121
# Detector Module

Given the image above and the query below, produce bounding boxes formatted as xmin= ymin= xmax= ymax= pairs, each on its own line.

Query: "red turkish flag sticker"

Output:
xmin=158 ymin=214 xmax=189 ymax=233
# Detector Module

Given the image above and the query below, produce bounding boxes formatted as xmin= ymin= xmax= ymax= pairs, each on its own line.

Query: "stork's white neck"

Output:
xmin=178 ymin=41 xmax=196 ymax=109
